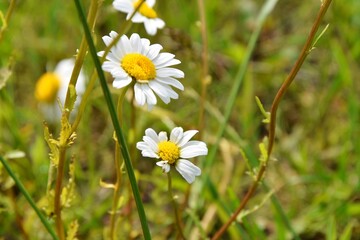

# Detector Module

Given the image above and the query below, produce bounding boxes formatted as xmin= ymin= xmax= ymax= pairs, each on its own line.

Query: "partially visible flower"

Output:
xmin=113 ymin=0 xmax=165 ymax=36
xmin=34 ymin=58 xmax=86 ymax=123
xmin=136 ymin=127 xmax=208 ymax=184
xmin=98 ymin=32 xmax=184 ymax=109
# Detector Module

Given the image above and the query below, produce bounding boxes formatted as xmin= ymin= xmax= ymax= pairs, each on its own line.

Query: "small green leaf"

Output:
xmin=67 ymin=84 xmax=77 ymax=112
xmin=66 ymin=220 xmax=79 ymax=240
xmin=255 ymin=96 xmax=270 ymax=123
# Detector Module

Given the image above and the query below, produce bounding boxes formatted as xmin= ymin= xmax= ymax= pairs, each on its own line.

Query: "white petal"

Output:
xmin=177 ymin=130 xmax=198 ymax=147
xmin=119 ymin=35 xmax=133 ymax=55
xmin=130 ymin=33 xmax=142 ymax=53
xmin=143 ymin=136 xmax=159 ymax=152
xmin=140 ymin=84 xmax=157 ymax=105
xmin=153 ymin=53 xmax=177 ymax=67
xmin=147 ymin=0 xmax=155 ymax=7
xmin=144 ymin=20 xmax=157 ymax=36
xmin=98 ymin=51 xmax=105 ymax=57
xmin=180 ymin=144 xmax=208 ymax=158
xmin=156 ymin=161 xmax=170 ymax=173
xmin=145 ymin=128 xmax=159 ymax=142
xmin=158 ymin=131 xmax=168 ymax=142
xmin=154 ymin=18 xmax=165 ymax=28
xmin=102 ymin=61 xmax=120 ymax=73
xmin=136 ymin=141 xmax=150 ymax=151
xmin=102 ymin=35 xmax=113 ymax=46
xmin=170 ymin=127 xmax=184 ymax=144
xmin=157 ymin=68 xmax=184 ymax=78
xmin=148 ymin=81 xmax=179 ymax=99
xmin=146 ymin=44 xmax=163 ymax=60
xmin=109 ymin=31 xmax=119 ymax=39
xmin=113 ymin=0 xmax=133 ymax=13
xmin=155 ymin=77 xmax=184 ymax=90
xmin=105 ymin=52 xmax=120 ymax=64
xmin=131 ymin=13 xmax=145 ymax=23
xmin=141 ymin=150 xmax=159 ymax=158
xmin=113 ymin=77 xmax=132 ymax=89
xmin=175 ymin=159 xmax=201 ymax=184
xmin=134 ymin=83 xmax=146 ymax=105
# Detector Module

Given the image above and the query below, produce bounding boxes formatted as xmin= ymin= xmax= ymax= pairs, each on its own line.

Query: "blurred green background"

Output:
xmin=1 ymin=0 xmax=360 ymax=239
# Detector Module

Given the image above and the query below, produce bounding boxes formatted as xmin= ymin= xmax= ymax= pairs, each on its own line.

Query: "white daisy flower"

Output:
xmin=113 ymin=0 xmax=165 ymax=36
xmin=136 ymin=127 xmax=208 ymax=184
xmin=34 ymin=58 xmax=86 ymax=123
xmin=98 ymin=32 xmax=184 ymax=109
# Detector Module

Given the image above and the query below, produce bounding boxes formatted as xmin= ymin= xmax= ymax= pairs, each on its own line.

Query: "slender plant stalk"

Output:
xmin=211 ymin=1 xmax=332 ymax=239
xmin=167 ymin=172 xmax=186 ymax=240
xmin=73 ymin=0 xmax=151 ymax=239
xmin=0 ymin=156 xmax=59 ymax=240
xmin=53 ymin=1 xmax=100 ymax=238
xmin=109 ymin=87 xmax=129 ymax=239
xmin=197 ymin=0 xmax=209 ymax=139
xmin=0 ymin=0 xmax=16 ymax=41
xmin=54 ymin=147 xmax=66 ymax=240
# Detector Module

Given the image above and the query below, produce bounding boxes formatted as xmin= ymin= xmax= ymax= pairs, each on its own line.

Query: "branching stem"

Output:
xmin=211 ymin=1 xmax=332 ymax=239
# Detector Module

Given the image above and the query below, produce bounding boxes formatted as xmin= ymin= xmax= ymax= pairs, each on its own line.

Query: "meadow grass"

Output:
xmin=1 ymin=0 xmax=360 ymax=239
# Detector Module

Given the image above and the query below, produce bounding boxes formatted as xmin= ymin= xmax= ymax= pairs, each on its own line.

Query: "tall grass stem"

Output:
xmin=73 ymin=0 xmax=151 ymax=239
xmin=0 ymin=156 xmax=59 ymax=240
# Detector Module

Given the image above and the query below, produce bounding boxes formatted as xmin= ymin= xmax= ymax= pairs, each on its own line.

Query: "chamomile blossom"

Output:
xmin=34 ymin=58 xmax=86 ymax=123
xmin=113 ymin=0 xmax=165 ymax=35
xmin=136 ymin=127 xmax=208 ymax=184
xmin=98 ymin=32 xmax=184 ymax=109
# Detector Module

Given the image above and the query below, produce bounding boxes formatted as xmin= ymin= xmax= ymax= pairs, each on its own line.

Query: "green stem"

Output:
xmin=109 ymin=87 xmax=128 ymax=239
xmin=65 ymin=0 xmax=100 ymax=115
xmin=0 ymin=0 xmax=15 ymax=41
xmin=53 ymin=1 xmax=100 ymax=239
xmin=167 ymin=172 xmax=185 ymax=240
xmin=0 ymin=156 xmax=59 ymax=240
xmin=54 ymin=147 xmax=66 ymax=240
xmin=73 ymin=0 xmax=151 ymax=239
xmin=211 ymin=1 xmax=332 ymax=239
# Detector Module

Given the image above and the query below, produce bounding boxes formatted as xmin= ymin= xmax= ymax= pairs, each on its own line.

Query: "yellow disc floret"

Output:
xmin=121 ymin=53 xmax=156 ymax=81
xmin=35 ymin=72 xmax=61 ymax=103
xmin=158 ymin=141 xmax=180 ymax=164
xmin=134 ymin=0 xmax=158 ymax=19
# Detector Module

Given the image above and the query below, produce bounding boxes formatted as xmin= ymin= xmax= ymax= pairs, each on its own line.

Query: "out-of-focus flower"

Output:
xmin=98 ymin=32 xmax=184 ymax=109
xmin=113 ymin=0 xmax=165 ymax=35
xmin=34 ymin=58 xmax=86 ymax=123
xmin=137 ymin=127 xmax=208 ymax=183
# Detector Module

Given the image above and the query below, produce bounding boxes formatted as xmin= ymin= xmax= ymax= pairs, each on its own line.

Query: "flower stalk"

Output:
xmin=0 ymin=156 xmax=59 ymax=240
xmin=167 ymin=172 xmax=186 ymax=240
xmin=211 ymin=0 xmax=332 ymax=239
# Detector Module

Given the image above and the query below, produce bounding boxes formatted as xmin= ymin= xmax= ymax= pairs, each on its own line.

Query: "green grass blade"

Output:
xmin=0 ymin=156 xmax=59 ymax=240
xmin=73 ymin=0 xmax=151 ymax=239
xmin=200 ymin=0 xmax=279 ymax=179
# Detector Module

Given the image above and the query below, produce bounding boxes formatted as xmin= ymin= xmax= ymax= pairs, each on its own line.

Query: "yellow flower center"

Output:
xmin=158 ymin=141 xmax=180 ymax=164
xmin=35 ymin=72 xmax=61 ymax=103
xmin=121 ymin=53 xmax=156 ymax=81
xmin=134 ymin=0 xmax=158 ymax=19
